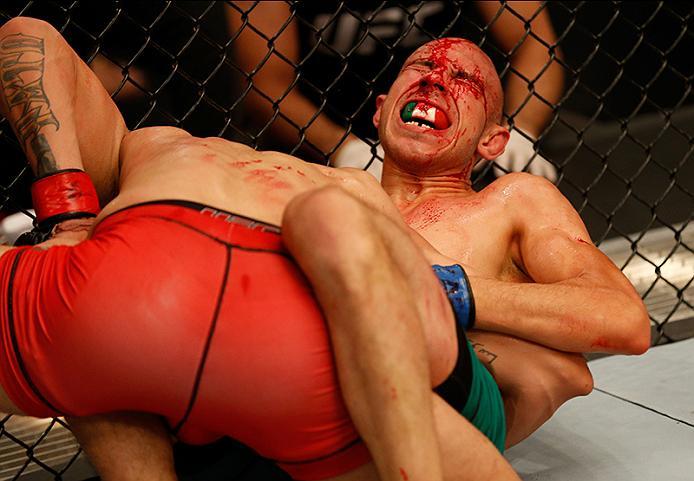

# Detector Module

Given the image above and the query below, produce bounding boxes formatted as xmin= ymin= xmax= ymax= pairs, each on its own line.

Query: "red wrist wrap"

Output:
xmin=31 ymin=170 xmax=100 ymax=224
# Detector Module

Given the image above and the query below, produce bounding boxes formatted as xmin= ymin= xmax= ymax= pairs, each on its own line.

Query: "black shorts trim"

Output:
xmin=434 ymin=322 xmax=473 ymax=412
xmin=97 ymin=199 xmax=281 ymax=234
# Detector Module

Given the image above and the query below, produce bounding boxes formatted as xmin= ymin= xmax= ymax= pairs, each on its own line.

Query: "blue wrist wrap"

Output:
xmin=432 ymin=264 xmax=476 ymax=331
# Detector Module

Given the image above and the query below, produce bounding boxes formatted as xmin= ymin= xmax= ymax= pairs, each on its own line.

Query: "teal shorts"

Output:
xmin=435 ymin=332 xmax=506 ymax=452
xmin=459 ymin=339 xmax=507 ymax=452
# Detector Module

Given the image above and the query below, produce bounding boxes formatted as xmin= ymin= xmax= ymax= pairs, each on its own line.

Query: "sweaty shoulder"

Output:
xmin=490 ymin=172 xmax=588 ymax=235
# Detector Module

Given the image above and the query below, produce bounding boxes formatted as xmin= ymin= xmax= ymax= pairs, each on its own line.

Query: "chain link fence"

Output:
xmin=0 ymin=1 xmax=691 ymax=479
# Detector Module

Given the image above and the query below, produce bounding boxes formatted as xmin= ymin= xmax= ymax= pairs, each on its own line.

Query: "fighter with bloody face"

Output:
xmin=374 ymin=38 xmax=508 ymax=181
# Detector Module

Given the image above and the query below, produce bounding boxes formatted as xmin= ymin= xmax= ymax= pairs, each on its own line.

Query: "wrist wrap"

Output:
xmin=31 ymin=169 xmax=100 ymax=227
xmin=432 ymin=264 xmax=476 ymax=330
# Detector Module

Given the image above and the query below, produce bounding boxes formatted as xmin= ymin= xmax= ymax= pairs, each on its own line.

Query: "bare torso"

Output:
xmin=98 ymin=126 xmax=398 ymax=227
xmin=394 ymin=177 xmax=534 ymax=283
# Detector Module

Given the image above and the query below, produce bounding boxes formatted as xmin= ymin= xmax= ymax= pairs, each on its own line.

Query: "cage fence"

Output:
xmin=0 ymin=1 xmax=691 ymax=480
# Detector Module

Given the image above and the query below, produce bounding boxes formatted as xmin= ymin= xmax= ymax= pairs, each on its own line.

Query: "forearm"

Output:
xmin=505 ymin=43 xmax=564 ymax=136
xmin=0 ymin=19 xmax=82 ymax=174
xmin=248 ymin=86 xmax=352 ymax=161
xmin=228 ymin=2 xmax=352 ymax=162
xmin=0 ymin=17 xmax=126 ymax=203
xmin=479 ymin=1 xmax=565 ymax=136
xmin=470 ymin=276 xmax=649 ymax=354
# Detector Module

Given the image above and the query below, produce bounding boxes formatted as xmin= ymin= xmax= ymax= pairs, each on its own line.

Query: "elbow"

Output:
xmin=624 ymin=297 xmax=651 ymax=355
xmin=626 ymin=313 xmax=651 ymax=355
xmin=608 ymin=298 xmax=652 ymax=355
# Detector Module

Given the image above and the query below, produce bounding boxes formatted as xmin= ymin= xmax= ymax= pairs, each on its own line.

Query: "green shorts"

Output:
xmin=435 ymin=333 xmax=507 ymax=452
xmin=459 ymin=339 xmax=507 ymax=452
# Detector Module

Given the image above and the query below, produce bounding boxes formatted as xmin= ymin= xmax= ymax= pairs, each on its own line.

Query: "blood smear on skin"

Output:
xmin=229 ymin=159 xmax=263 ymax=168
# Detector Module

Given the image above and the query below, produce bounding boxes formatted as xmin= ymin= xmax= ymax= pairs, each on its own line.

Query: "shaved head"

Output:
xmin=403 ymin=38 xmax=504 ymax=126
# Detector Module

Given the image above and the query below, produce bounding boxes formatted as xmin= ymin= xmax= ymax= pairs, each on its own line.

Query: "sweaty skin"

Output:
xmin=102 ymin=127 xmax=402 ymax=229
xmin=377 ymin=38 xmax=648 ymax=355
xmin=376 ymin=38 xmax=650 ymax=445
xmin=0 ymin=18 xmax=527 ymax=481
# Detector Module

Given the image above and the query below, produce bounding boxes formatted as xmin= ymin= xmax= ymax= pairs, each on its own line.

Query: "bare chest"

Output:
xmin=404 ymin=198 xmax=529 ymax=282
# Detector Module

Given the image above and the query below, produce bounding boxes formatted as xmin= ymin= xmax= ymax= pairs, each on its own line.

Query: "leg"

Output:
xmin=466 ymin=330 xmax=594 ymax=447
xmin=282 ymin=186 xmax=457 ymax=481
xmin=67 ymin=413 xmax=177 ymax=481
xmin=325 ymin=394 xmax=522 ymax=481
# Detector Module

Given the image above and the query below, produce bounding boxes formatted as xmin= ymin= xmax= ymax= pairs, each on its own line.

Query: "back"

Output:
xmin=99 ymin=126 xmax=392 ymax=228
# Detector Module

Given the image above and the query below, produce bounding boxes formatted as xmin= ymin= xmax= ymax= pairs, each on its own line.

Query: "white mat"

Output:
xmin=506 ymin=339 xmax=694 ymax=480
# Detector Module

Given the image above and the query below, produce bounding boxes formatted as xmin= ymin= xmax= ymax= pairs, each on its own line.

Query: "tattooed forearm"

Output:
xmin=0 ymin=32 xmax=59 ymax=174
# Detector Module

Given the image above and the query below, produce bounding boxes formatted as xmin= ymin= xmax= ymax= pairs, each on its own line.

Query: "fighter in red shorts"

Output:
xmin=0 ymin=17 xmax=522 ymax=481
xmin=3 ymin=198 xmax=374 ymax=479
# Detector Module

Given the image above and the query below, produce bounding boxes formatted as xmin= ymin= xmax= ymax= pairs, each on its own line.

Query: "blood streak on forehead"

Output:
xmin=408 ymin=38 xmax=501 ymax=121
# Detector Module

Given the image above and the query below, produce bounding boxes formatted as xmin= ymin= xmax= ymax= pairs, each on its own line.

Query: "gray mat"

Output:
xmin=506 ymin=340 xmax=694 ymax=480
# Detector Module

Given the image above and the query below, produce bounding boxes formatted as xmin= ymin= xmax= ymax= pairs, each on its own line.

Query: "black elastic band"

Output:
xmin=434 ymin=321 xmax=473 ymax=412
xmin=99 ymin=199 xmax=281 ymax=234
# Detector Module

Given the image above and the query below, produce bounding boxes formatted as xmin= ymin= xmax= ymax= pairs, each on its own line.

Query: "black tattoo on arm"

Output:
xmin=471 ymin=341 xmax=498 ymax=366
xmin=0 ymin=33 xmax=59 ymax=175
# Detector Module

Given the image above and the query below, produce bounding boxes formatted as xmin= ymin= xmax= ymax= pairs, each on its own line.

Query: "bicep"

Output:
xmin=517 ymin=186 xmax=638 ymax=297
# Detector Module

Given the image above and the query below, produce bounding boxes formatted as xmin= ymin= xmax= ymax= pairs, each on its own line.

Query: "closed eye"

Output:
xmin=407 ymin=60 xmax=435 ymax=70
xmin=454 ymin=70 xmax=484 ymax=91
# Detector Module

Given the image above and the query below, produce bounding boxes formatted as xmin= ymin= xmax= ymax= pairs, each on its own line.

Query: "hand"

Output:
xmin=331 ymin=137 xmax=384 ymax=181
xmin=492 ymin=129 xmax=557 ymax=182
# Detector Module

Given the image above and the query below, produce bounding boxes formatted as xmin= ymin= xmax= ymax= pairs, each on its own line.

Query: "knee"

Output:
xmin=283 ymin=185 xmax=353 ymax=231
xmin=550 ymin=352 xmax=594 ymax=399
xmin=564 ymin=355 xmax=594 ymax=398
xmin=532 ymin=353 xmax=594 ymax=408
xmin=282 ymin=186 xmax=380 ymax=264
xmin=505 ymin=351 xmax=593 ymax=419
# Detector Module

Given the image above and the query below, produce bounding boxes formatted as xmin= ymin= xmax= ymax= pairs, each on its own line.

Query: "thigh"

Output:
xmin=466 ymin=330 xmax=589 ymax=392
xmin=466 ymin=330 xmax=592 ymax=446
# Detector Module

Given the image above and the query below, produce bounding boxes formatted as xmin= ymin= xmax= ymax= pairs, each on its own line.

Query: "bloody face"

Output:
xmin=375 ymin=38 xmax=503 ymax=175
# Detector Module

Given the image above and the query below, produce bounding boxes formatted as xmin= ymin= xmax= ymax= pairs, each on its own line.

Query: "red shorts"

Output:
xmin=0 ymin=200 xmax=369 ymax=480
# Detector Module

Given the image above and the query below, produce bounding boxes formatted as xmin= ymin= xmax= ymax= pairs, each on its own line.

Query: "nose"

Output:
xmin=419 ymin=71 xmax=446 ymax=92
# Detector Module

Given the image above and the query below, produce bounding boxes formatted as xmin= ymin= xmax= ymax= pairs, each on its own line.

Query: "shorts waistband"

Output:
xmin=96 ymin=200 xmax=284 ymax=252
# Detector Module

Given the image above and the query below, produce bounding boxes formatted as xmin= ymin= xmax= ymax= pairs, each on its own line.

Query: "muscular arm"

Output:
xmin=226 ymin=2 xmax=357 ymax=162
xmin=476 ymin=1 xmax=564 ymax=137
xmin=0 ymin=17 xmax=127 ymax=203
xmin=472 ymin=175 xmax=650 ymax=354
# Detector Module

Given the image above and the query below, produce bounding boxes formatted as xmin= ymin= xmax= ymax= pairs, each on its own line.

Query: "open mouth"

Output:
xmin=400 ymin=101 xmax=450 ymax=130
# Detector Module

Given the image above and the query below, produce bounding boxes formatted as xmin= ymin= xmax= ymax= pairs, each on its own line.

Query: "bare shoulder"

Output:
xmin=489 ymin=173 xmax=588 ymax=235
xmin=488 ymin=172 xmax=562 ymax=201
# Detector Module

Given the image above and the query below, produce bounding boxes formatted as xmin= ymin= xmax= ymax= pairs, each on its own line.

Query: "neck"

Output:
xmin=381 ymin=156 xmax=476 ymax=207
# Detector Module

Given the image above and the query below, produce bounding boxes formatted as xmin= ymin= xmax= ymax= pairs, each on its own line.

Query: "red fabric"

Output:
xmin=0 ymin=201 xmax=369 ymax=480
xmin=31 ymin=170 xmax=100 ymax=223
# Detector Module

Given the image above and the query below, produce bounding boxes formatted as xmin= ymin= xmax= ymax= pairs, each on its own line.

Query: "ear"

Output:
xmin=477 ymin=124 xmax=509 ymax=160
xmin=372 ymin=94 xmax=387 ymax=129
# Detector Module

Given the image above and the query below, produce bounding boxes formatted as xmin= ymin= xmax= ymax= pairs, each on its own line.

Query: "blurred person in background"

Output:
xmin=226 ymin=1 xmax=563 ymax=181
